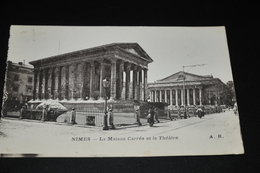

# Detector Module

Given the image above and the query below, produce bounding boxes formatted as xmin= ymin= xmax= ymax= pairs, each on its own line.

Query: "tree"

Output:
xmin=223 ymin=81 xmax=235 ymax=106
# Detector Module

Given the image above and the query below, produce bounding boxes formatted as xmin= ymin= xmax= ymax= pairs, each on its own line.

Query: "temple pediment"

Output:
xmin=157 ymin=71 xmax=213 ymax=83
xmin=116 ymin=43 xmax=153 ymax=63
xmin=29 ymin=43 xmax=153 ymax=67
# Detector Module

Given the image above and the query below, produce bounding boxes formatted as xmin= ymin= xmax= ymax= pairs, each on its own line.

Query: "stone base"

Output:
xmin=29 ymin=99 xmax=143 ymax=113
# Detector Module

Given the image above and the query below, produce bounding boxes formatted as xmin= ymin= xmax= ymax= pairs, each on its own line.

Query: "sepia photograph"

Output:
xmin=0 ymin=26 xmax=244 ymax=157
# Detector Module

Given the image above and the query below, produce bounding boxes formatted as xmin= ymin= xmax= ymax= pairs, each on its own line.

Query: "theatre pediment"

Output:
xmin=157 ymin=71 xmax=213 ymax=83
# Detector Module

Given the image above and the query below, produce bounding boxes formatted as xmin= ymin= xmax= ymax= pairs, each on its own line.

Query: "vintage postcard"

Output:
xmin=0 ymin=26 xmax=244 ymax=157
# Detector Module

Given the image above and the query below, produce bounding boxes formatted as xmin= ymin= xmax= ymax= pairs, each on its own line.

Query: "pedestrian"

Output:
xmin=19 ymin=106 xmax=25 ymax=119
xmin=108 ymin=107 xmax=115 ymax=129
xmin=41 ymin=105 xmax=47 ymax=122
xmin=178 ymin=108 xmax=182 ymax=119
xmin=154 ymin=108 xmax=160 ymax=123
xmin=135 ymin=108 xmax=142 ymax=126
xmin=70 ymin=107 xmax=77 ymax=125
xmin=147 ymin=108 xmax=155 ymax=126
xmin=168 ymin=109 xmax=173 ymax=121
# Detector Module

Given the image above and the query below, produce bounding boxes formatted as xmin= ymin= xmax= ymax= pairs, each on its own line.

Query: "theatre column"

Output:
xmin=181 ymin=89 xmax=184 ymax=105
xmin=89 ymin=61 xmax=95 ymax=100
xmin=187 ymin=89 xmax=190 ymax=106
xmin=159 ymin=90 xmax=162 ymax=102
xmin=154 ymin=90 xmax=157 ymax=102
xmin=143 ymin=69 xmax=148 ymax=101
xmin=164 ymin=90 xmax=167 ymax=103
xmin=175 ymin=89 xmax=179 ymax=106
xmin=193 ymin=88 xmax=196 ymax=105
xmin=150 ymin=90 xmax=155 ymax=102
xmin=199 ymin=88 xmax=202 ymax=105
xmin=170 ymin=89 xmax=173 ymax=105
xmin=110 ymin=59 xmax=117 ymax=100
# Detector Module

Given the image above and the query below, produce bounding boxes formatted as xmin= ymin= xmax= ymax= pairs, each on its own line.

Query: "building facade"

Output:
xmin=29 ymin=43 xmax=153 ymax=109
xmin=3 ymin=61 xmax=34 ymax=110
xmin=148 ymin=71 xmax=228 ymax=108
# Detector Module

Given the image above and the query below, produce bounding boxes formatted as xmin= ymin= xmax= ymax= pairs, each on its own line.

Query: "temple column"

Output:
xmin=45 ymin=68 xmax=52 ymax=99
xmin=68 ymin=65 xmax=74 ymax=100
xmin=42 ymin=69 xmax=47 ymax=99
xmin=73 ymin=63 xmax=80 ymax=99
xmin=119 ymin=61 xmax=124 ymax=100
xmin=138 ymin=68 xmax=142 ymax=101
xmin=89 ymin=61 xmax=95 ymax=100
xmin=125 ymin=64 xmax=131 ymax=100
xmin=193 ymin=88 xmax=196 ymax=105
xmin=150 ymin=91 xmax=152 ymax=102
xmin=199 ymin=88 xmax=202 ymax=105
xmin=170 ymin=89 xmax=173 ymax=105
xmin=80 ymin=62 xmax=87 ymax=100
xmin=60 ymin=66 xmax=68 ymax=100
xmin=77 ymin=63 xmax=83 ymax=100
xmin=110 ymin=59 xmax=117 ymax=100
xmin=132 ymin=66 xmax=137 ymax=100
xmin=65 ymin=65 xmax=70 ymax=100
xmin=187 ymin=88 xmax=190 ymax=105
xmin=53 ymin=67 xmax=59 ymax=100
xmin=143 ymin=69 xmax=148 ymax=101
xmin=57 ymin=66 xmax=61 ymax=100
xmin=99 ymin=61 xmax=105 ymax=100
xmin=33 ymin=70 xmax=39 ymax=100
xmin=38 ymin=70 xmax=43 ymax=100
xmin=51 ymin=67 xmax=55 ymax=99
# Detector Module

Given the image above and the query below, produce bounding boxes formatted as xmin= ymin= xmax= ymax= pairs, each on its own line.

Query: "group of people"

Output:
xmin=134 ymin=107 xmax=160 ymax=127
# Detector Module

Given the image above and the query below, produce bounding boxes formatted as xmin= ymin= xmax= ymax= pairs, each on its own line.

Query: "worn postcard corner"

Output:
xmin=0 ymin=26 xmax=244 ymax=157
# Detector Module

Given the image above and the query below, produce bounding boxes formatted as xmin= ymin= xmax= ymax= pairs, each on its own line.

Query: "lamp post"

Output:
xmin=102 ymin=77 xmax=110 ymax=130
xmin=182 ymin=64 xmax=206 ymax=118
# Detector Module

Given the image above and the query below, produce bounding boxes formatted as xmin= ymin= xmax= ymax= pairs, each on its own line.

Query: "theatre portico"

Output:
xmin=148 ymin=71 xmax=228 ymax=109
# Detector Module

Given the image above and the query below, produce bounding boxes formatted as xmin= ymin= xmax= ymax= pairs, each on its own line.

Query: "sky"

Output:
xmin=7 ymin=26 xmax=233 ymax=84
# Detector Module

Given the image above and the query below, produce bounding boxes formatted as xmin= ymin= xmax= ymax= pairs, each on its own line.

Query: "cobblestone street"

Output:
xmin=0 ymin=110 xmax=243 ymax=157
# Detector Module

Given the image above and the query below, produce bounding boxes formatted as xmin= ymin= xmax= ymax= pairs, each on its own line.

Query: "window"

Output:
xmin=27 ymin=86 xmax=32 ymax=93
xmin=28 ymin=77 xmax=33 ymax=83
xmin=14 ymin=75 xmax=19 ymax=81
xmin=13 ymin=85 xmax=19 ymax=92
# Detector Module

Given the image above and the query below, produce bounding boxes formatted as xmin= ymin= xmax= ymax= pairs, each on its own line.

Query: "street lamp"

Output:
xmin=182 ymin=64 xmax=206 ymax=118
xmin=102 ymin=77 xmax=110 ymax=130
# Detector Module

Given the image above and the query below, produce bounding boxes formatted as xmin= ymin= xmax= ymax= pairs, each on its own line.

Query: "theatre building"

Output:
xmin=148 ymin=71 xmax=228 ymax=109
xmin=29 ymin=43 xmax=153 ymax=111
